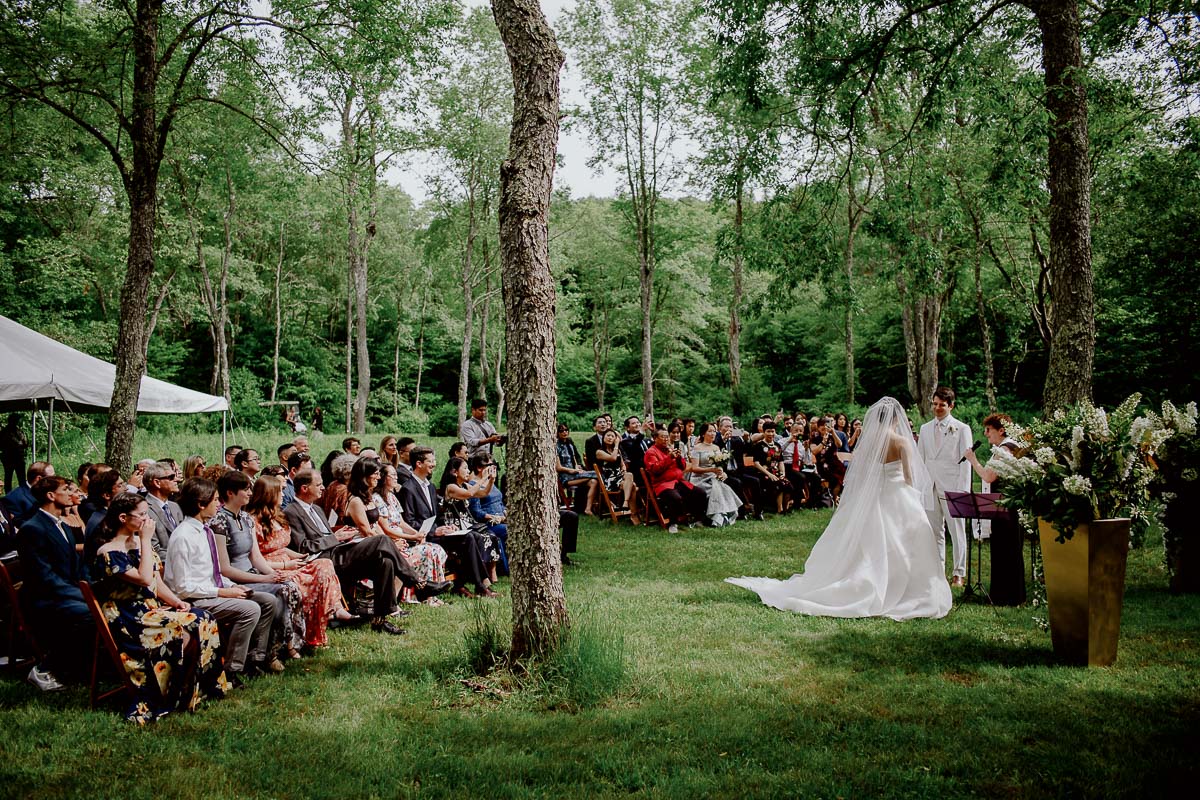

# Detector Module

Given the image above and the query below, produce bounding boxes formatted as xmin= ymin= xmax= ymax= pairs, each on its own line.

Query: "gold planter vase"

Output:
xmin=1037 ymin=518 xmax=1131 ymax=667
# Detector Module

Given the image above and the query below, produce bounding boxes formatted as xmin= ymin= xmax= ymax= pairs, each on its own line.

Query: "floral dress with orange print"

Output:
xmin=255 ymin=517 xmax=346 ymax=647
xmin=91 ymin=548 xmax=229 ymax=724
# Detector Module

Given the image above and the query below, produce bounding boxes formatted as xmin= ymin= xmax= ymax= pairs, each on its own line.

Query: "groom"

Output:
xmin=917 ymin=386 xmax=972 ymax=587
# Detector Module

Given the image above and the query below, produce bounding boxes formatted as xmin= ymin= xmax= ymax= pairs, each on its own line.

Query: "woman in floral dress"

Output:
xmin=246 ymin=476 xmax=355 ymax=647
xmin=375 ymin=464 xmax=449 ymax=605
xmin=90 ymin=494 xmax=229 ymax=724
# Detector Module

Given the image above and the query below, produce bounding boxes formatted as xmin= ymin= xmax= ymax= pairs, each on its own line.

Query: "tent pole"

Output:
xmin=30 ymin=400 xmax=37 ymax=463
xmin=222 ymin=411 xmax=227 ymax=464
xmin=48 ymin=398 xmax=54 ymax=465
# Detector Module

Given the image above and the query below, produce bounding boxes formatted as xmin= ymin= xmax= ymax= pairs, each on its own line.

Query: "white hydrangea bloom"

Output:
xmin=1063 ymin=474 xmax=1092 ymax=496
xmin=1034 ymin=447 xmax=1056 ymax=465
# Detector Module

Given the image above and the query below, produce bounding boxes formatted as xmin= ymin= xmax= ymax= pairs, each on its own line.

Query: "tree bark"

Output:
xmin=491 ymin=0 xmax=568 ymax=661
xmin=1034 ymin=0 xmax=1094 ymax=410
xmin=458 ymin=186 xmax=479 ymax=430
xmin=897 ymin=273 xmax=948 ymax=419
xmin=271 ymin=223 xmax=284 ymax=404
xmin=728 ymin=180 xmax=744 ymax=403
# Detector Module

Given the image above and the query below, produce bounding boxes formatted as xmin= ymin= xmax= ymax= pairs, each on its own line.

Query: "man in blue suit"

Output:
xmin=15 ymin=475 xmax=94 ymax=689
xmin=2 ymin=461 xmax=54 ymax=526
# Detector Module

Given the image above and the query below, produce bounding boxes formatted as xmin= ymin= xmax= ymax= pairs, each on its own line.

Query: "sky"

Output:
xmin=393 ymin=0 xmax=631 ymax=204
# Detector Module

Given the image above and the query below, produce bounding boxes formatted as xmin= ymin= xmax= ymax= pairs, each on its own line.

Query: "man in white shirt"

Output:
xmin=165 ymin=477 xmax=275 ymax=677
xmin=917 ymin=386 xmax=973 ymax=586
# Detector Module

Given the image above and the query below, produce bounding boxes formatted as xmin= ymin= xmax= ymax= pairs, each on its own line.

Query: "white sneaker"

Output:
xmin=27 ymin=666 xmax=64 ymax=692
xmin=667 ymin=524 xmax=679 ymax=534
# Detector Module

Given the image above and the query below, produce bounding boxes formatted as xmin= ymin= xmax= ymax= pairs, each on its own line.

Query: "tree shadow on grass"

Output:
xmin=796 ymin=626 xmax=1060 ymax=673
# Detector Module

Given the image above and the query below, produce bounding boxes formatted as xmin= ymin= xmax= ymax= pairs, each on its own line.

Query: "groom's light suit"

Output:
xmin=917 ymin=413 xmax=972 ymax=579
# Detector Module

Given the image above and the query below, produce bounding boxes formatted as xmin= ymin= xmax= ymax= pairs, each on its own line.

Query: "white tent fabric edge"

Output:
xmin=0 ymin=315 xmax=229 ymax=414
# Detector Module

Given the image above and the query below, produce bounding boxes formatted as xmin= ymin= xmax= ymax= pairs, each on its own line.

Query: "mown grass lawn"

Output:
xmin=2 ymin=485 xmax=1198 ymax=799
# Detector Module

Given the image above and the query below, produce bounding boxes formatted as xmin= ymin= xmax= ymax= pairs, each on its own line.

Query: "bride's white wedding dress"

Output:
xmin=726 ymin=398 xmax=952 ymax=621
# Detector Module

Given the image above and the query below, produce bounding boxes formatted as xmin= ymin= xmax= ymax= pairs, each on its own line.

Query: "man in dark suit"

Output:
xmin=142 ymin=461 xmax=183 ymax=558
xmin=2 ymin=461 xmax=54 ymax=525
xmin=716 ymin=417 xmax=760 ymax=520
xmin=399 ymin=447 xmax=496 ymax=598
xmin=283 ymin=469 xmax=447 ymax=633
xmin=15 ymin=475 xmax=93 ymax=689
xmin=394 ymin=437 xmax=416 ymax=489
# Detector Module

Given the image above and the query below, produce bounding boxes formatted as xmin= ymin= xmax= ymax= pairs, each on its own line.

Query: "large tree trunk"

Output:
xmin=492 ymin=0 xmax=568 ymax=661
xmin=638 ymin=214 xmax=654 ymax=418
xmin=271 ymin=224 xmax=284 ymax=403
xmin=414 ymin=284 xmax=428 ymax=411
xmin=728 ymin=181 xmax=744 ymax=403
xmin=458 ymin=188 xmax=479 ymax=430
xmin=897 ymin=273 xmax=946 ymax=419
xmin=105 ymin=0 xmax=162 ymax=473
xmin=843 ymin=179 xmax=862 ymax=406
xmin=1035 ymin=0 xmax=1094 ymax=410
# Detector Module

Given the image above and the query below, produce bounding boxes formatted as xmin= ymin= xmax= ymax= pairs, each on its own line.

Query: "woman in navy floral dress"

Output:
xmin=91 ymin=494 xmax=229 ymax=724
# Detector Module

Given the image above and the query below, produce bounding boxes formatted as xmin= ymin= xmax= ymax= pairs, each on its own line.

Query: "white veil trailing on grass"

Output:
xmin=726 ymin=397 xmax=951 ymax=621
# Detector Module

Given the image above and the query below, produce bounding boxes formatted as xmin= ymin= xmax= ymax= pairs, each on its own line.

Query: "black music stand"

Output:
xmin=945 ymin=491 xmax=1008 ymax=600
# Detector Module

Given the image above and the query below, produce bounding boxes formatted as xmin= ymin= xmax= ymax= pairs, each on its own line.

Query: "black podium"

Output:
xmin=944 ymin=491 xmax=1008 ymax=600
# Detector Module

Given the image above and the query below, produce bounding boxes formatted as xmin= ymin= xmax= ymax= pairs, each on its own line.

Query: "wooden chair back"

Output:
xmin=78 ymin=581 xmax=138 ymax=709
xmin=0 ymin=557 xmax=41 ymax=671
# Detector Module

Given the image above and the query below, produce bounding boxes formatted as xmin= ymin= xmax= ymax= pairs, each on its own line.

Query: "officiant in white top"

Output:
xmin=916 ymin=386 xmax=972 ymax=586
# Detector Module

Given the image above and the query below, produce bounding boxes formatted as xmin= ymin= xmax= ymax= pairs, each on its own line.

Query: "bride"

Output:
xmin=726 ymin=397 xmax=952 ymax=621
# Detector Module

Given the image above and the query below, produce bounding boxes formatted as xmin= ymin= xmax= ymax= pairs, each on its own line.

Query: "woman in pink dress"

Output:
xmin=247 ymin=476 xmax=355 ymax=647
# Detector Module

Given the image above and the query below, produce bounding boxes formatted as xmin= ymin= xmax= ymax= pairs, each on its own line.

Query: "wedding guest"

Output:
xmin=964 ymin=413 xmax=1026 ymax=605
xmin=401 ymin=448 xmax=495 ymax=599
xmin=247 ymin=474 xmax=355 ymax=647
xmin=90 ymin=493 xmax=229 ymax=722
xmin=594 ymin=429 xmax=634 ymax=514
xmin=142 ymin=461 xmax=183 ymax=559
xmin=2 ymin=461 xmax=53 ymax=524
xmin=847 ymin=419 xmax=863 ymax=451
xmin=749 ymin=422 xmax=791 ymax=513
xmin=183 ymin=455 xmax=207 ymax=481
xmin=375 ymin=464 xmax=449 ymax=605
xmin=917 ymin=386 xmax=972 ymax=587
xmin=461 ymin=399 xmax=504 ymax=458
xmin=466 ymin=455 xmax=509 ymax=575
xmin=716 ymin=417 xmax=760 ymax=519
xmin=555 ymin=423 xmax=598 ymax=515
xmin=687 ymin=423 xmax=740 ymax=527
xmin=380 ymin=436 xmax=400 ymax=469
xmin=235 ymin=449 xmax=261 ymax=481
xmin=224 ymin=445 xmax=242 ymax=470
xmin=210 ymin=471 xmax=298 ymax=669
xmin=644 ymin=427 xmax=707 ymax=533
xmin=164 ymin=478 xmax=275 ymax=678
xmin=440 ymin=457 xmax=504 ymax=590
xmin=16 ymin=475 xmax=93 ymax=690
xmin=284 ymin=468 xmax=437 ymax=634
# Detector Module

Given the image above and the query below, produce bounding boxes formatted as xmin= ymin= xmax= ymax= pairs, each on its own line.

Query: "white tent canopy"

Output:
xmin=0 ymin=315 xmax=229 ymax=414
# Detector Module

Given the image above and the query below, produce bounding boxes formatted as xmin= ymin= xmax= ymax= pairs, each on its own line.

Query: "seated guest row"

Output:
xmin=558 ymin=412 xmax=853 ymax=531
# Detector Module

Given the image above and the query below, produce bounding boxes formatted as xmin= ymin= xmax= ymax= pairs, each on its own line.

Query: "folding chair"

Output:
xmin=78 ymin=581 xmax=139 ymax=709
xmin=596 ymin=482 xmax=632 ymax=524
xmin=639 ymin=469 xmax=670 ymax=530
xmin=0 ymin=558 xmax=42 ymax=671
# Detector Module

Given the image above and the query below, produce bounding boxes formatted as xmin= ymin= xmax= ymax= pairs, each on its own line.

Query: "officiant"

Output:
xmin=964 ymin=414 xmax=1026 ymax=606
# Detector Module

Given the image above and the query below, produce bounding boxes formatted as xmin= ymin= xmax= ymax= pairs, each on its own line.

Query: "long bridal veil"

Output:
xmin=726 ymin=397 xmax=952 ymax=621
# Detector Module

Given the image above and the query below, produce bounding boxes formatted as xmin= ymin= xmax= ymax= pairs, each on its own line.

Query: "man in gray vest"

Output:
xmin=460 ymin=399 xmax=505 ymax=458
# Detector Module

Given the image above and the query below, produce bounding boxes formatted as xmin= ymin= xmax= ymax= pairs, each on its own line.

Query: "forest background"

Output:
xmin=1 ymin=0 xmax=1197 ymax=453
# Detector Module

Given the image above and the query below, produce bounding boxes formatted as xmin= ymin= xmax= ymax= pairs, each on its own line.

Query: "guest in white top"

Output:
xmin=165 ymin=477 xmax=276 ymax=676
xmin=916 ymin=386 xmax=973 ymax=586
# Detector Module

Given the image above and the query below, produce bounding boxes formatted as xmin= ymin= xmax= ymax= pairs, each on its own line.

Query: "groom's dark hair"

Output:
xmin=932 ymin=386 xmax=956 ymax=406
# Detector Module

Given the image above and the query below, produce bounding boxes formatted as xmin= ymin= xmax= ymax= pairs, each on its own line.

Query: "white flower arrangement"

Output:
xmin=1063 ymin=474 xmax=1092 ymax=496
xmin=1034 ymin=447 xmax=1057 ymax=465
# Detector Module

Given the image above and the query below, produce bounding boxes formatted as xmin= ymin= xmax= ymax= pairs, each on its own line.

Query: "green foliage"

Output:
xmin=426 ymin=401 xmax=460 ymax=437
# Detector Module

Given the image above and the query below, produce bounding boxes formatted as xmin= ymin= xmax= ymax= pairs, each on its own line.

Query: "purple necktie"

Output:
xmin=203 ymin=524 xmax=224 ymax=588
